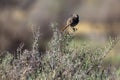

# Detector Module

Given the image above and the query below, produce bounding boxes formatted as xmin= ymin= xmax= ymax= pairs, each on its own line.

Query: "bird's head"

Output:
xmin=72 ymin=14 xmax=79 ymax=19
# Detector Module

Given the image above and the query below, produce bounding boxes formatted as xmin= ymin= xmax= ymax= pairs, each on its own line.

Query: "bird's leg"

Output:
xmin=72 ymin=28 xmax=77 ymax=32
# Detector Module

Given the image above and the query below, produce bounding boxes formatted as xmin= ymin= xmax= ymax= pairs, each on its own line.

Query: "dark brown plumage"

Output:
xmin=61 ymin=14 xmax=79 ymax=32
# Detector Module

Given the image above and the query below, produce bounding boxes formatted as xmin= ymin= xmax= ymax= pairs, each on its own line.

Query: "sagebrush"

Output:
xmin=0 ymin=23 xmax=120 ymax=80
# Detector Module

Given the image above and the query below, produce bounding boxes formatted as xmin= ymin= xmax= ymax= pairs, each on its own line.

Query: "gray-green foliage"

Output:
xmin=0 ymin=23 xmax=119 ymax=80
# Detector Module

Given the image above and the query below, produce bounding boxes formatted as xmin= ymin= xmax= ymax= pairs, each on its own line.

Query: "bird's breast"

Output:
xmin=70 ymin=18 xmax=79 ymax=27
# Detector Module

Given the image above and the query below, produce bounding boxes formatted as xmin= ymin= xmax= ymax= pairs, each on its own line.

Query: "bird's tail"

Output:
xmin=61 ymin=24 xmax=69 ymax=32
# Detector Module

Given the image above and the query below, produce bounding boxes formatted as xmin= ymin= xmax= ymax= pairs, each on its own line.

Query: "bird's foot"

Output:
xmin=72 ymin=28 xmax=77 ymax=32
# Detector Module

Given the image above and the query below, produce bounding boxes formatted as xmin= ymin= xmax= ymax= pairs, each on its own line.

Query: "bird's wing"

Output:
xmin=61 ymin=24 xmax=69 ymax=32
xmin=61 ymin=17 xmax=73 ymax=32
xmin=67 ymin=18 xmax=73 ymax=26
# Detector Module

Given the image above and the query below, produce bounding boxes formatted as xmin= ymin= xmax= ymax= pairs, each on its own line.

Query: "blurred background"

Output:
xmin=0 ymin=0 xmax=120 ymax=66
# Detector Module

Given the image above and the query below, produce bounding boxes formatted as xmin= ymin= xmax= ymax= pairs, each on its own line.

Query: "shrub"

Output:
xmin=0 ymin=23 xmax=119 ymax=80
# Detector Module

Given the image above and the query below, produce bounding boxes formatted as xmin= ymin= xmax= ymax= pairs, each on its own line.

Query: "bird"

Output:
xmin=61 ymin=14 xmax=79 ymax=32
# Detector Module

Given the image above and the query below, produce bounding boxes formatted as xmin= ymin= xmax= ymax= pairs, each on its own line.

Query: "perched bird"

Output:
xmin=61 ymin=14 xmax=79 ymax=32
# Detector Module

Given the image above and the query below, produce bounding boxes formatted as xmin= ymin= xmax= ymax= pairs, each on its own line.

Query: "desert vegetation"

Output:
xmin=0 ymin=23 xmax=120 ymax=80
